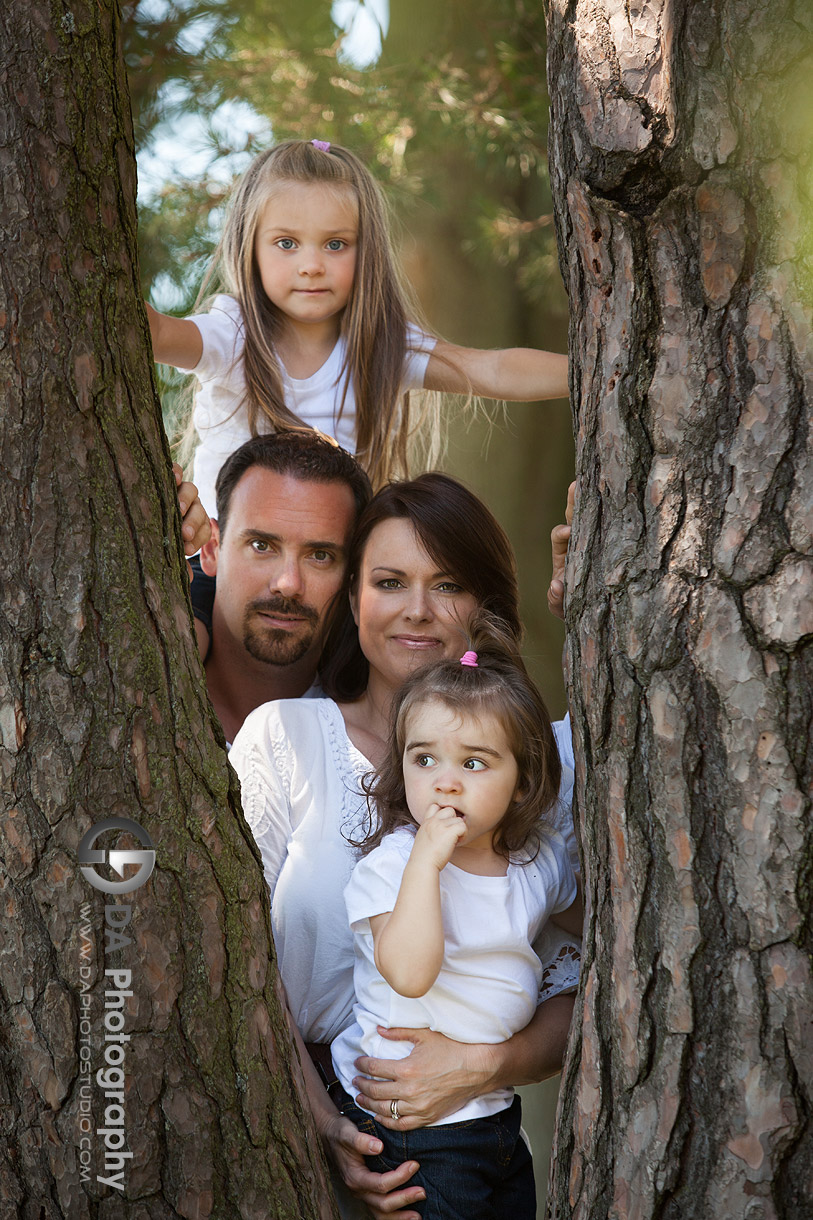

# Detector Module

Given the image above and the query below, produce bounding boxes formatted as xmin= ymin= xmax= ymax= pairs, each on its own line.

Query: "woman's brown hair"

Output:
xmin=319 ymin=472 xmax=522 ymax=700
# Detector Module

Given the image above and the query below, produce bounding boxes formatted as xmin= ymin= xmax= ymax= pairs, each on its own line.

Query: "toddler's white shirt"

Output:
xmin=331 ymin=826 xmax=577 ymax=1124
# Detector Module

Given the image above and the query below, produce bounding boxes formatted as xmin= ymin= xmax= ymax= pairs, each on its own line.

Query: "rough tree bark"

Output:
xmin=545 ymin=2 xmax=812 ymax=1217
xmin=0 ymin=2 xmax=337 ymax=1216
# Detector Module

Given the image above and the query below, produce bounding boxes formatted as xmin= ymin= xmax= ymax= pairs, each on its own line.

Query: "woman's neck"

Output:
xmin=337 ymin=671 xmax=395 ymax=769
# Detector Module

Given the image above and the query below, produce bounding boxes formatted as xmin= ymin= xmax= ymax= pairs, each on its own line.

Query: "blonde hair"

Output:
xmin=184 ymin=139 xmax=444 ymax=487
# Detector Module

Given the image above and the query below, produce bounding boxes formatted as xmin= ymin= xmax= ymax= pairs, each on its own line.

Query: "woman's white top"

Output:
xmin=229 ymin=697 xmax=581 ymax=1046
xmin=181 ymin=295 xmax=436 ymax=517
xmin=331 ymin=826 xmax=577 ymax=1124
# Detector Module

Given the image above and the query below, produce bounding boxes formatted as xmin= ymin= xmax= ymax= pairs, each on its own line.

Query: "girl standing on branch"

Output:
xmin=147 ymin=139 xmax=568 ymax=514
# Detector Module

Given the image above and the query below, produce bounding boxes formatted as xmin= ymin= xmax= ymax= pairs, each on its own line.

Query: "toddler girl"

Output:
xmin=331 ymin=635 xmax=583 ymax=1219
xmin=147 ymin=138 xmax=568 ymax=513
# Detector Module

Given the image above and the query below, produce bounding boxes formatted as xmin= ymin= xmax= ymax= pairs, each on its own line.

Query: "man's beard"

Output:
xmin=241 ymin=595 xmax=320 ymax=666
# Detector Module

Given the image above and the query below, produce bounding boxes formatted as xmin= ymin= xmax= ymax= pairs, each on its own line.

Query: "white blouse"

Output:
xmin=229 ymin=697 xmax=580 ymax=1045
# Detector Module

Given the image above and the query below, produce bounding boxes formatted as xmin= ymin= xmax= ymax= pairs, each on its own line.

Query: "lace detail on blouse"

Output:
xmin=539 ymin=936 xmax=581 ymax=999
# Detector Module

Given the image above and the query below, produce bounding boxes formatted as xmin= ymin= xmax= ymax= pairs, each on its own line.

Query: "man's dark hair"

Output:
xmin=214 ymin=432 xmax=372 ymax=534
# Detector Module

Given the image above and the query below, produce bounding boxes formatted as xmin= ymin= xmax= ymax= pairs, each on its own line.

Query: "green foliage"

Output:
xmin=125 ymin=0 xmax=563 ymax=316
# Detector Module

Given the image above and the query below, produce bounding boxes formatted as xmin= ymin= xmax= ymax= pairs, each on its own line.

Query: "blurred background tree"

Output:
xmin=125 ymin=4 xmax=574 ymax=1200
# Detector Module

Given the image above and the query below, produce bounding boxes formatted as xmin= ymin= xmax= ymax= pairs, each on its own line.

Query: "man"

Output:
xmin=192 ymin=432 xmax=371 ymax=743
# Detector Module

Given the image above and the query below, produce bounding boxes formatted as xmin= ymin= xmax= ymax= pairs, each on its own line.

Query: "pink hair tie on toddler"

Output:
xmin=459 ymin=651 xmax=478 ymax=668
xmin=311 ymin=139 xmax=331 ymax=152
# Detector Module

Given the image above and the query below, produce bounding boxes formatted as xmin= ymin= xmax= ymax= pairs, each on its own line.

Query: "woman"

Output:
xmin=229 ymin=473 xmax=579 ymax=1219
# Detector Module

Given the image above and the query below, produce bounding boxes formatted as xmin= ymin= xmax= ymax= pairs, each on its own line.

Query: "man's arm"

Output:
xmin=285 ymin=1006 xmax=426 ymax=1218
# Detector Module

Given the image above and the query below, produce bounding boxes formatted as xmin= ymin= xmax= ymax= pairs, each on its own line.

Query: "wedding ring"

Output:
xmin=390 ymin=1099 xmax=400 ymax=1121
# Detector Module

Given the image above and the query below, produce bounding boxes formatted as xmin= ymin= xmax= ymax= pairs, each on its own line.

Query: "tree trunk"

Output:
xmin=0 ymin=2 xmax=337 ymax=1215
xmin=545 ymin=2 xmax=812 ymax=1217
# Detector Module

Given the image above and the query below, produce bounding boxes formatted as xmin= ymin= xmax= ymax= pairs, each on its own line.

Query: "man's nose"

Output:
xmin=270 ymin=555 xmax=304 ymax=599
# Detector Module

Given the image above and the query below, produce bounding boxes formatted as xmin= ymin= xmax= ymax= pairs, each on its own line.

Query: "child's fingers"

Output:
xmin=425 ymin=803 xmax=459 ymax=823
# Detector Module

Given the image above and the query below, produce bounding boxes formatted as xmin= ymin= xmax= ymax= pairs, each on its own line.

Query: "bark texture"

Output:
xmin=545 ymin=2 xmax=812 ymax=1217
xmin=0 ymin=2 xmax=337 ymax=1215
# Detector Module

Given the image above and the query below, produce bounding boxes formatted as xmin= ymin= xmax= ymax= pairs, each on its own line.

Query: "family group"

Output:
xmin=152 ymin=138 xmax=581 ymax=1220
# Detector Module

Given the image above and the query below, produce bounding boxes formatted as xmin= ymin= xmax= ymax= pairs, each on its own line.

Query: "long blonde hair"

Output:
xmin=187 ymin=139 xmax=443 ymax=487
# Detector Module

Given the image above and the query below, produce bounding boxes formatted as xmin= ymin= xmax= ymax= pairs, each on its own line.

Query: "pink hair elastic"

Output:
xmin=311 ymin=139 xmax=331 ymax=152
xmin=459 ymin=650 xmax=478 ymax=668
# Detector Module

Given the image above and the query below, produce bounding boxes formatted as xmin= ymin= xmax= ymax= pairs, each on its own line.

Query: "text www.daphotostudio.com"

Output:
xmin=76 ymin=818 xmax=156 ymax=1193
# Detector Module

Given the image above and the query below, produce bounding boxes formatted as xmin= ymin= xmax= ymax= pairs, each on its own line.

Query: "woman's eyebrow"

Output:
xmin=370 ymin=566 xmax=455 ymax=578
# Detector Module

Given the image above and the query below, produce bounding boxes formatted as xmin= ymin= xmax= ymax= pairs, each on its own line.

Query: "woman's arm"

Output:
xmin=146 ymin=301 xmax=203 ymax=369
xmin=352 ymin=991 xmax=575 ymax=1131
xmin=424 ymin=341 xmax=569 ymax=401
xmin=550 ymin=878 xmax=584 ymax=940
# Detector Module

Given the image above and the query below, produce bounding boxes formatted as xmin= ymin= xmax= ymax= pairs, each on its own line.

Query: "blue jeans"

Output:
xmin=339 ymin=1091 xmax=536 ymax=1220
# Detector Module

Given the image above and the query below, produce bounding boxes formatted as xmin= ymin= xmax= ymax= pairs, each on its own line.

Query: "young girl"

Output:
xmin=146 ymin=138 xmax=569 ymax=514
xmin=331 ymin=635 xmax=583 ymax=1219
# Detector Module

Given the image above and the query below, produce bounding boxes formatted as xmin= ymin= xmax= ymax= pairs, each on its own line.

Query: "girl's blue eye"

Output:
xmin=276 ymin=238 xmax=296 ymax=250
xmin=326 ymin=239 xmax=345 ymax=251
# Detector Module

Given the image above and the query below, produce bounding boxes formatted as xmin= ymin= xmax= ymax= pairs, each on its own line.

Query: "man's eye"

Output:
xmin=251 ymin=540 xmax=269 ymax=552
xmin=312 ymin=550 xmax=333 ymax=563
xmin=276 ymin=238 xmax=296 ymax=250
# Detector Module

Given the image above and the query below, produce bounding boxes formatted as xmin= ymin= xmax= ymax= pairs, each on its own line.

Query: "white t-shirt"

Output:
xmin=331 ymin=826 xmax=576 ymax=1124
xmin=229 ymin=697 xmax=580 ymax=1046
xmin=182 ymin=295 xmax=436 ymax=516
